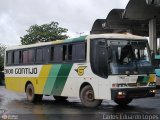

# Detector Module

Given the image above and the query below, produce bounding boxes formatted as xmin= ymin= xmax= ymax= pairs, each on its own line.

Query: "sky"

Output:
xmin=0 ymin=0 xmax=129 ymax=45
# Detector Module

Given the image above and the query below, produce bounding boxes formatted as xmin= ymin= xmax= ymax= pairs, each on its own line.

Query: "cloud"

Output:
xmin=0 ymin=0 xmax=129 ymax=45
xmin=0 ymin=13 xmax=19 ymax=45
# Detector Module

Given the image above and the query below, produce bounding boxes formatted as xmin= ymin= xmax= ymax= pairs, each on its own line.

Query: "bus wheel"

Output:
xmin=26 ymin=83 xmax=43 ymax=102
xmin=114 ymin=98 xmax=132 ymax=106
xmin=53 ymin=96 xmax=68 ymax=101
xmin=80 ymin=85 xmax=102 ymax=107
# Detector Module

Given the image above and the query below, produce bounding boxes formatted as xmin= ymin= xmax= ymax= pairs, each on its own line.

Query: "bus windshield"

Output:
xmin=108 ymin=40 xmax=155 ymax=75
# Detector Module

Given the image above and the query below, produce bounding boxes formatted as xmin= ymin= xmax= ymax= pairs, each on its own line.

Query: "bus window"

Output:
xmin=50 ymin=47 xmax=54 ymax=61
xmin=6 ymin=51 xmax=12 ymax=65
xmin=36 ymin=48 xmax=43 ymax=63
xmin=72 ymin=43 xmax=86 ymax=61
xmin=68 ymin=44 xmax=72 ymax=60
xmin=28 ymin=49 xmax=35 ymax=63
xmin=42 ymin=47 xmax=48 ymax=63
xmin=54 ymin=46 xmax=62 ymax=62
xmin=90 ymin=39 xmax=108 ymax=78
xmin=63 ymin=45 xmax=67 ymax=61
xmin=22 ymin=50 xmax=28 ymax=64
xmin=13 ymin=51 xmax=22 ymax=65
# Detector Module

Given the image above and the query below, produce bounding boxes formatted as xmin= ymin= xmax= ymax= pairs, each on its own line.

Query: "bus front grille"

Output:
xmin=127 ymin=83 xmax=148 ymax=87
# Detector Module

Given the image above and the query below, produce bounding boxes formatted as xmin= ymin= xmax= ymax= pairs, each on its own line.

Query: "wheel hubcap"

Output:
xmin=85 ymin=90 xmax=94 ymax=101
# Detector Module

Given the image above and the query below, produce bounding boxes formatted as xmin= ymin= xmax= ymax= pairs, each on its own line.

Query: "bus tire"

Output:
xmin=114 ymin=98 xmax=132 ymax=106
xmin=26 ymin=83 xmax=43 ymax=102
xmin=53 ymin=96 xmax=68 ymax=101
xmin=80 ymin=85 xmax=102 ymax=107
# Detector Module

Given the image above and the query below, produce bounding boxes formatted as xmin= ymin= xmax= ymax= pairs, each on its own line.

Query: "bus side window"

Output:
xmin=63 ymin=45 xmax=67 ymax=61
xmin=68 ymin=44 xmax=72 ymax=61
xmin=54 ymin=45 xmax=62 ymax=62
xmin=28 ymin=49 xmax=35 ymax=64
xmin=6 ymin=51 xmax=13 ymax=65
xmin=42 ymin=47 xmax=48 ymax=63
xmin=72 ymin=42 xmax=86 ymax=61
xmin=22 ymin=50 xmax=28 ymax=64
xmin=36 ymin=48 xmax=43 ymax=63
xmin=13 ymin=50 xmax=22 ymax=65
xmin=50 ymin=46 xmax=54 ymax=62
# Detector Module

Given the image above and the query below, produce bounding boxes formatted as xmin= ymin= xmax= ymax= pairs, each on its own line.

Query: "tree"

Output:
xmin=0 ymin=44 xmax=6 ymax=71
xmin=20 ymin=21 xmax=69 ymax=45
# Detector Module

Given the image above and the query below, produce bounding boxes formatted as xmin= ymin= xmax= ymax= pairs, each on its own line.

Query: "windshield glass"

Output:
xmin=108 ymin=40 xmax=154 ymax=75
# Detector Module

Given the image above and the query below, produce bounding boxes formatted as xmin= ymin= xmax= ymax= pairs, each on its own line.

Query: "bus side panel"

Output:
xmin=60 ymin=63 xmax=113 ymax=100
xmin=61 ymin=63 xmax=100 ymax=99
xmin=34 ymin=65 xmax=52 ymax=94
xmin=5 ymin=77 xmax=37 ymax=93
xmin=5 ymin=77 xmax=24 ymax=92
xmin=60 ymin=64 xmax=89 ymax=98
xmin=5 ymin=65 xmax=52 ymax=94
xmin=43 ymin=64 xmax=73 ymax=95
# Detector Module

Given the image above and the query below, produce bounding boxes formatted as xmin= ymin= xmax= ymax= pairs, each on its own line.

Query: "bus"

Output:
xmin=4 ymin=33 xmax=156 ymax=107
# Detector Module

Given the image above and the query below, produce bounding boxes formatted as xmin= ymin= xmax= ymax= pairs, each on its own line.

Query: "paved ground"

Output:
xmin=0 ymin=86 xmax=160 ymax=120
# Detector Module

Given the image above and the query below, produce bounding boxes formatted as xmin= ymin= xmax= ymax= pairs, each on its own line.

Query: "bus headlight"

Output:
xmin=150 ymin=90 xmax=156 ymax=93
xmin=117 ymin=91 xmax=126 ymax=99
xmin=149 ymin=82 xmax=156 ymax=86
xmin=118 ymin=91 xmax=126 ymax=95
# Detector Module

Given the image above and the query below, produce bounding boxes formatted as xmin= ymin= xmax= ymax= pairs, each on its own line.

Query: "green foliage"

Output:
xmin=0 ymin=44 xmax=6 ymax=71
xmin=21 ymin=21 xmax=69 ymax=45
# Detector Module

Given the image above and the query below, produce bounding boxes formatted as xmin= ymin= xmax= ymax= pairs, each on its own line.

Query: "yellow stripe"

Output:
xmin=149 ymin=74 xmax=155 ymax=82
xmin=5 ymin=77 xmax=37 ymax=92
xmin=35 ymin=65 xmax=52 ymax=94
xmin=5 ymin=65 xmax=52 ymax=94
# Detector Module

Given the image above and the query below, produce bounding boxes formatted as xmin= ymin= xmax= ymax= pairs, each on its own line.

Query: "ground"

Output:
xmin=0 ymin=86 xmax=160 ymax=120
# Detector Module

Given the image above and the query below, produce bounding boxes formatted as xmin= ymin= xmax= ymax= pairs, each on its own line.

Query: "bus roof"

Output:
xmin=6 ymin=35 xmax=87 ymax=51
xmin=6 ymin=33 xmax=146 ymax=51
xmin=89 ymin=33 xmax=147 ymax=40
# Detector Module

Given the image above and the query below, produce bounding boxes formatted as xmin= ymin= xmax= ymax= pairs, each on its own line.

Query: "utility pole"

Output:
xmin=149 ymin=18 xmax=157 ymax=52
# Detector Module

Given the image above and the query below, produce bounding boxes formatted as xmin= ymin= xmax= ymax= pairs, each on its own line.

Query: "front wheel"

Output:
xmin=114 ymin=98 xmax=133 ymax=106
xmin=80 ymin=85 xmax=102 ymax=108
xmin=26 ymin=83 xmax=43 ymax=102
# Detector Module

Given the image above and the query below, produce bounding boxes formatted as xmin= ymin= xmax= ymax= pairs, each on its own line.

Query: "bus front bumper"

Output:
xmin=111 ymin=87 xmax=156 ymax=100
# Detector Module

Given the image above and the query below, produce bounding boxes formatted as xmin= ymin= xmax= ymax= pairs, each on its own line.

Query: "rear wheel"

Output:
xmin=53 ymin=96 xmax=68 ymax=101
xmin=80 ymin=85 xmax=102 ymax=107
xmin=26 ymin=83 xmax=43 ymax=102
xmin=114 ymin=98 xmax=132 ymax=106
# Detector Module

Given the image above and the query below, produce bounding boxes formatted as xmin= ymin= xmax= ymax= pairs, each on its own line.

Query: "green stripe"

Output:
xmin=51 ymin=64 xmax=73 ymax=95
xmin=43 ymin=64 xmax=62 ymax=95
xmin=137 ymin=76 xmax=149 ymax=84
xmin=142 ymin=76 xmax=149 ymax=83
xmin=64 ymin=35 xmax=87 ymax=43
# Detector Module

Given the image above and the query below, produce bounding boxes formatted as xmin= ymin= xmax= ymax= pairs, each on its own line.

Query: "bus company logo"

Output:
xmin=75 ymin=66 xmax=87 ymax=76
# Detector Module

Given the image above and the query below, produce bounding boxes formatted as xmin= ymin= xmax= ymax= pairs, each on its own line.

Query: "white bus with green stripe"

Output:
xmin=4 ymin=33 xmax=156 ymax=107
